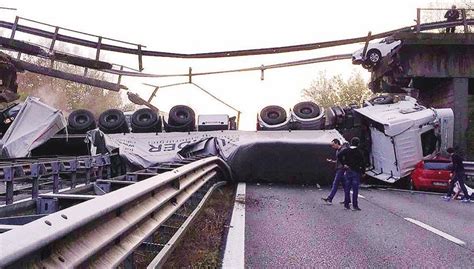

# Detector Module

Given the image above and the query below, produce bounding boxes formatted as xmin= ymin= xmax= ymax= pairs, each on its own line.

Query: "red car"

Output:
xmin=410 ymin=159 xmax=451 ymax=191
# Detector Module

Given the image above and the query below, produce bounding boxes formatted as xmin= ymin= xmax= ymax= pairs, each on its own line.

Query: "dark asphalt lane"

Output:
xmin=244 ymin=184 xmax=474 ymax=268
xmin=364 ymin=188 xmax=474 ymax=249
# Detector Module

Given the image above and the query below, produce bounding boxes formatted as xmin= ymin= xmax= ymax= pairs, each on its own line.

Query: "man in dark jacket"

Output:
xmin=338 ymin=137 xmax=365 ymax=211
xmin=445 ymin=5 xmax=460 ymax=33
xmin=322 ymin=139 xmax=349 ymax=204
xmin=443 ymin=147 xmax=471 ymax=202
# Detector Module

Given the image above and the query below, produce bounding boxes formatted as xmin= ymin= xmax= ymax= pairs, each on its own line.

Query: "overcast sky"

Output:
xmin=3 ymin=0 xmax=457 ymax=130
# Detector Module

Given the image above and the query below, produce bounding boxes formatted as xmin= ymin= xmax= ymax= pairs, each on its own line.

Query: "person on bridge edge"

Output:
xmin=444 ymin=5 xmax=460 ymax=33
xmin=442 ymin=147 xmax=471 ymax=203
xmin=322 ymin=139 xmax=350 ymax=205
xmin=338 ymin=137 xmax=365 ymax=211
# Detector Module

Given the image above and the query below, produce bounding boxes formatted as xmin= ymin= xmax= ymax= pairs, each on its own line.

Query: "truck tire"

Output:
xmin=331 ymin=106 xmax=345 ymax=127
xmin=67 ymin=109 xmax=96 ymax=134
xmin=260 ymin=105 xmax=287 ymax=125
xmin=343 ymin=106 xmax=355 ymax=129
xmin=164 ymin=119 xmax=196 ymax=132
xmin=131 ymin=108 xmax=162 ymax=133
xmin=98 ymin=109 xmax=129 ymax=134
xmin=293 ymin=101 xmax=320 ymax=119
xmin=369 ymin=95 xmax=394 ymax=105
xmin=168 ymin=105 xmax=195 ymax=126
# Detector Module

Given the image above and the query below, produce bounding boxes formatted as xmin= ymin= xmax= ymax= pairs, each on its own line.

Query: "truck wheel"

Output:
xmin=293 ymin=101 xmax=320 ymax=119
xmin=67 ymin=109 xmax=96 ymax=134
xmin=369 ymin=95 xmax=394 ymax=105
xmin=98 ymin=109 xmax=129 ymax=134
xmin=260 ymin=105 xmax=287 ymax=125
xmin=168 ymin=105 xmax=195 ymax=126
xmin=331 ymin=106 xmax=345 ymax=127
xmin=131 ymin=108 xmax=162 ymax=133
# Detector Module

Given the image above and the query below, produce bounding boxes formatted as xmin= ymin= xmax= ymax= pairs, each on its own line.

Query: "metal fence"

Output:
xmin=0 ymin=154 xmax=114 ymax=205
xmin=416 ymin=7 xmax=474 ymax=33
xmin=0 ymin=156 xmax=231 ymax=268
xmin=464 ymin=161 xmax=474 ymax=183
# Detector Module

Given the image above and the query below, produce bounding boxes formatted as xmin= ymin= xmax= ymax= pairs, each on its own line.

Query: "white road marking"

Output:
xmin=222 ymin=183 xmax=246 ymax=268
xmin=350 ymin=190 xmax=365 ymax=199
xmin=404 ymin=218 xmax=466 ymax=246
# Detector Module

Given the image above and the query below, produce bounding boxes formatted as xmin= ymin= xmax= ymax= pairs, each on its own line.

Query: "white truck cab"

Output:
xmin=355 ymin=95 xmax=453 ymax=183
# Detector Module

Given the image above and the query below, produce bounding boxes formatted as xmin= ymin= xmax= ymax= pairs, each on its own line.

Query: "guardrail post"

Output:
xmin=70 ymin=159 xmax=78 ymax=188
xmin=416 ymin=8 xmax=421 ymax=33
xmin=10 ymin=16 xmax=19 ymax=39
xmin=362 ymin=31 xmax=372 ymax=61
xmin=37 ymin=198 xmax=58 ymax=214
xmin=52 ymin=161 xmax=60 ymax=193
xmin=96 ymin=36 xmax=102 ymax=60
xmin=85 ymin=157 xmax=92 ymax=185
xmin=4 ymin=167 xmax=14 ymax=205
xmin=138 ymin=44 xmax=144 ymax=72
xmin=49 ymin=26 xmax=60 ymax=67
xmin=117 ymin=65 xmax=124 ymax=85
xmin=237 ymin=111 xmax=241 ymax=130
xmin=95 ymin=156 xmax=104 ymax=180
xmin=462 ymin=9 xmax=469 ymax=33
xmin=31 ymin=163 xmax=40 ymax=199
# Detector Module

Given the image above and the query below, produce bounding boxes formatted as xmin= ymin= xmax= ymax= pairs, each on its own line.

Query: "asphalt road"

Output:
xmin=243 ymin=183 xmax=474 ymax=268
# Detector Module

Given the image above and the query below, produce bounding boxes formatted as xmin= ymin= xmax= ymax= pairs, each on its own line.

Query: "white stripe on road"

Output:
xmin=223 ymin=183 xmax=246 ymax=268
xmin=404 ymin=218 xmax=466 ymax=246
xmin=350 ymin=190 xmax=365 ymax=199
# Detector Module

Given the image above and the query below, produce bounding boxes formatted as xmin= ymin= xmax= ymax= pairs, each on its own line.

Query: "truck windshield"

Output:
xmin=421 ymin=129 xmax=438 ymax=157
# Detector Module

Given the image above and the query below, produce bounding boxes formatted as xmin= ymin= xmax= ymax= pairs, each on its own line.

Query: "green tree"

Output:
xmin=301 ymin=71 xmax=373 ymax=108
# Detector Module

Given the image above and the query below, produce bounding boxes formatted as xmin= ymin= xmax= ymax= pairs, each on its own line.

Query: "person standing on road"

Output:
xmin=443 ymin=147 xmax=471 ymax=203
xmin=322 ymin=139 xmax=349 ymax=205
xmin=444 ymin=5 xmax=460 ymax=33
xmin=339 ymin=137 xmax=365 ymax=211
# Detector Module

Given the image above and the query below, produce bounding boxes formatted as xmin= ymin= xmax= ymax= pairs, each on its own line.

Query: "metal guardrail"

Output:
xmin=2 ymin=15 xmax=474 ymax=61
xmin=464 ymin=161 xmax=474 ymax=180
xmin=0 ymin=154 xmax=114 ymax=205
xmin=416 ymin=8 xmax=473 ymax=33
xmin=147 ymin=181 xmax=227 ymax=268
xmin=0 ymin=156 xmax=231 ymax=268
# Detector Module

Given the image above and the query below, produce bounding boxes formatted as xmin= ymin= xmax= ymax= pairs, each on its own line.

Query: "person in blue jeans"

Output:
xmin=338 ymin=137 xmax=365 ymax=211
xmin=322 ymin=139 xmax=349 ymax=205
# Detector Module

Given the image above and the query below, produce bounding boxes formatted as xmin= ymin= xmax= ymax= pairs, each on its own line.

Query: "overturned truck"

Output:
xmin=0 ymin=94 xmax=454 ymax=186
xmin=82 ymin=94 xmax=453 ymax=185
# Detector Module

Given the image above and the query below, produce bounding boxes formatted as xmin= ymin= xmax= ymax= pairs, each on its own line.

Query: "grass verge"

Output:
xmin=162 ymin=183 xmax=236 ymax=268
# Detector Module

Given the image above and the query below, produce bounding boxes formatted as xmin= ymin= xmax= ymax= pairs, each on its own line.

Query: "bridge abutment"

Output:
xmin=370 ymin=33 xmax=474 ymax=156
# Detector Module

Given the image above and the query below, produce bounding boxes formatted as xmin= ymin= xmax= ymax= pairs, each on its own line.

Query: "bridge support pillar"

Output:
xmin=451 ymin=78 xmax=469 ymax=153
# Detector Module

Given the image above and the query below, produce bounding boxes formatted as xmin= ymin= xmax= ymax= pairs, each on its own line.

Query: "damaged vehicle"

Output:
xmin=352 ymin=37 xmax=401 ymax=68
xmin=355 ymin=95 xmax=453 ymax=183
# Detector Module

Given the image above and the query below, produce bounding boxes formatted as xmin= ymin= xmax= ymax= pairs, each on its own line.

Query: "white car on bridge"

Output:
xmin=352 ymin=37 xmax=401 ymax=68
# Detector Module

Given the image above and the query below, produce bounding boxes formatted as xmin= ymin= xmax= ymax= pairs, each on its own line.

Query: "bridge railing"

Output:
xmin=0 ymin=156 xmax=231 ymax=268
xmin=464 ymin=161 xmax=474 ymax=184
xmin=416 ymin=7 xmax=474 ymax=33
